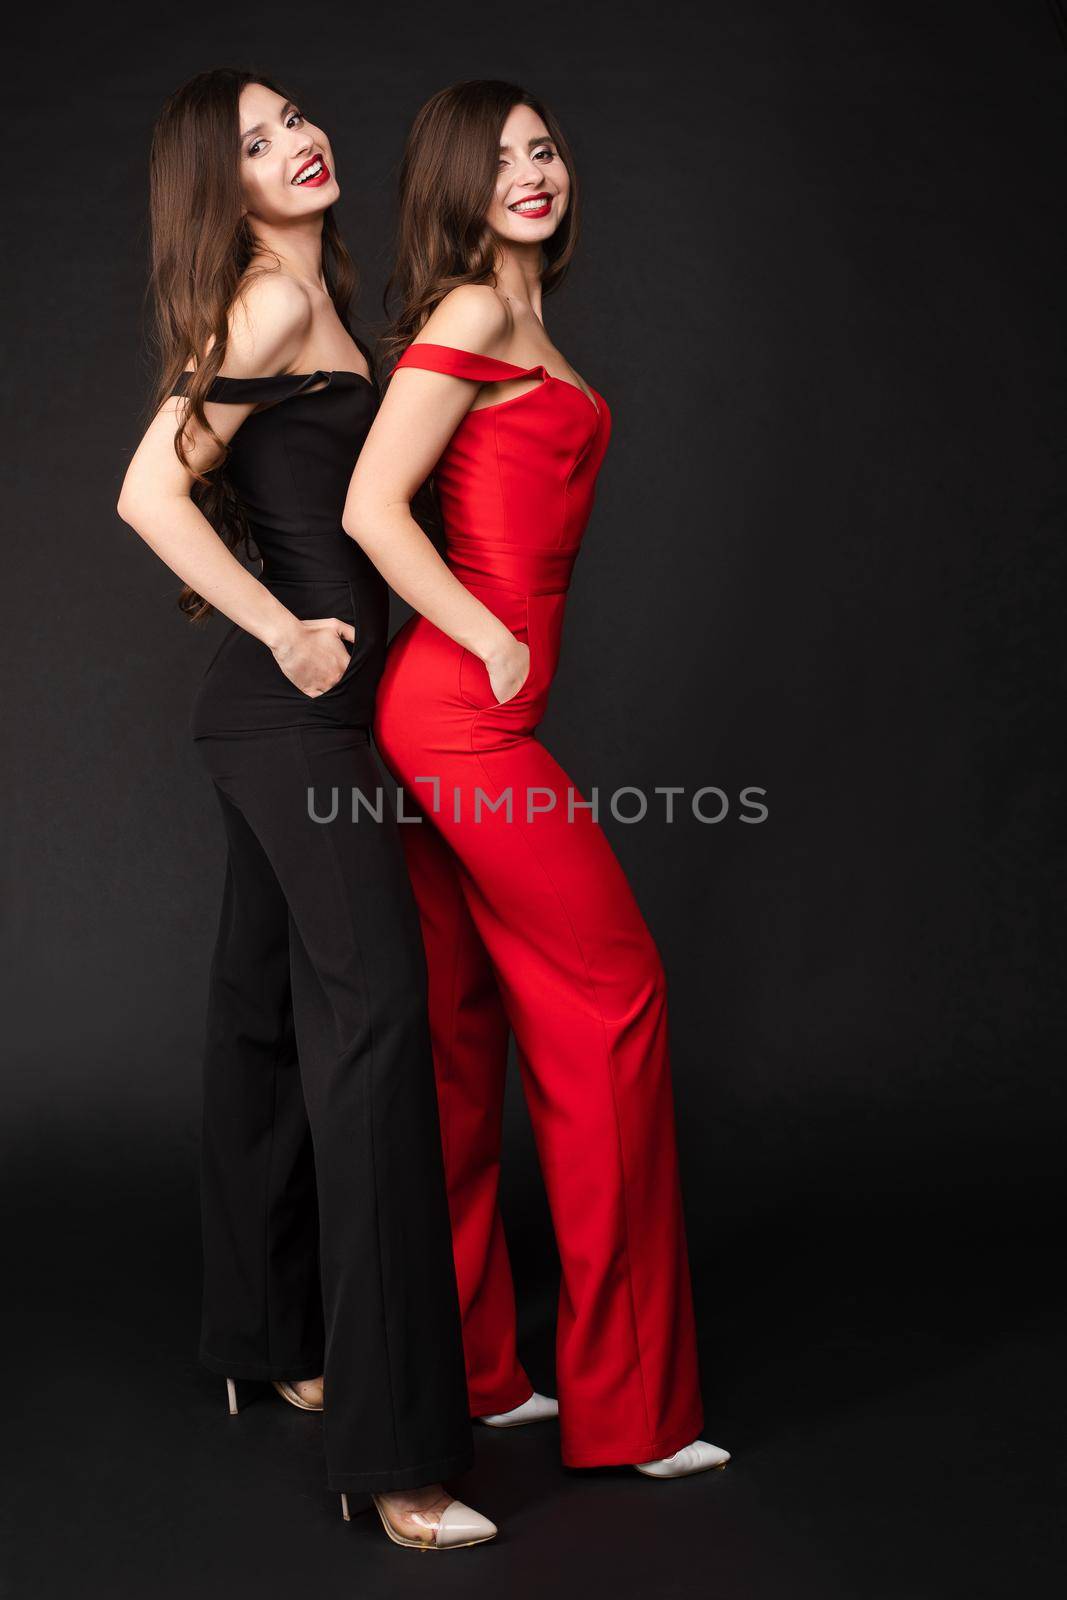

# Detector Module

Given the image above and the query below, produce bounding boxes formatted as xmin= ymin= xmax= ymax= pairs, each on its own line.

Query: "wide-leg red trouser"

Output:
xmin=373 ymin=581 xmax=704 ymax=1467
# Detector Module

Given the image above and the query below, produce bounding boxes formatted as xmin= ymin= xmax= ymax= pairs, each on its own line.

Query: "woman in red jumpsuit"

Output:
xmin=345 ymin=81 xmax=729 ymax=1478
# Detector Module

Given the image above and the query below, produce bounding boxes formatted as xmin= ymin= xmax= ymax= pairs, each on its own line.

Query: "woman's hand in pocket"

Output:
xmin=483 ymin=630 xmax=530 ymax=706
xmin=271 ymin=617 xmax=356 ymax=698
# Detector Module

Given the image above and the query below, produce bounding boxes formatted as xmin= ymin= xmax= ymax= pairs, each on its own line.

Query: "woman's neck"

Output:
xmin=493 ymin=241 xmax=545 ymax=324
xmin=249 ymin=213 xmax=327 ymax=290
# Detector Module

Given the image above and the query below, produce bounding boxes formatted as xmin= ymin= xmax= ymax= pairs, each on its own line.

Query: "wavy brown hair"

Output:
xmin=382 ymin=80 xmax=580 ymax=371
xmin=147 ymin=68 xmax=357 ymax=621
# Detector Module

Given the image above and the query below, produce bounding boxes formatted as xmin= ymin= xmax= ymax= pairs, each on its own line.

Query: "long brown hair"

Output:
xmin=147 ymin=68 xmax=357 ymax=621
xmin=382 ymin=80 xmax=580 ymax=370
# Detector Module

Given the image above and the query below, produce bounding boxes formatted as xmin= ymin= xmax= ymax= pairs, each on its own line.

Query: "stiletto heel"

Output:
xmin=339 ymin=1493 xmax=371 ymax=1524
xmin=226 ymin=1377 xmax=238 ymax=1416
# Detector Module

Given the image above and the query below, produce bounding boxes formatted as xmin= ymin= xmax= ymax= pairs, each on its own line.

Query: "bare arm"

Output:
xmin=342 ymin=286 xmax=529 ymax=703
xmin=117 ymin=274 xmax=354 ymax=694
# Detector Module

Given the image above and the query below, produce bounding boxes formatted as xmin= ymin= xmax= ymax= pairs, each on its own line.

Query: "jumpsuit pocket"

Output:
xmin=458 ymin=594 xmax=531 ymax=709
xmin=281 ymin=579 xmax=360 ymax=699
xmin=316 ymin=581 xmax=363 ymax=698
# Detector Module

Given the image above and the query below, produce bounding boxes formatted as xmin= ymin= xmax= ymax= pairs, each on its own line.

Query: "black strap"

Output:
xmin=170 ymin=369 xmax=333 ymax=405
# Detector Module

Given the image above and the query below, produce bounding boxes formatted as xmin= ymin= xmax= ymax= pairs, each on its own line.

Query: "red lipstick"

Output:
xmin=508 ymin=192 xmax=552 ymax=219
xmin=292 ymin=154 xmax=331 ymax=188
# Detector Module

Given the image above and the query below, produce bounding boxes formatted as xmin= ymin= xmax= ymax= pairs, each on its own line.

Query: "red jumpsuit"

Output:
xmin=373 ymin=343 xmax=704 ymax=1466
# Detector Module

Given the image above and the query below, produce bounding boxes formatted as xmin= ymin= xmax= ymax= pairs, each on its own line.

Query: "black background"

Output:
xmin=5 ymin=2 xmax=1065 ymax=1595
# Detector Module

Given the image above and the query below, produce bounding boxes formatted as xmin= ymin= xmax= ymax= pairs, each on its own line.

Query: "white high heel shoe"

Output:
xmin=224 ymin=1375 xmax=324 ymax=1414
xmin=477 ymin=1391 xmax=559 ymax=1428
xmin=634 ymin=1438 xmax=731 ymax=1477
xmin=340 ymin=1490 xmax=498 ymax=1550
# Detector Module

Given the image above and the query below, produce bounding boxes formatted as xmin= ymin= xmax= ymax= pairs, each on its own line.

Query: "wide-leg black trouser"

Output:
xmin=195 ymin=722 xmax=473 ymax=1493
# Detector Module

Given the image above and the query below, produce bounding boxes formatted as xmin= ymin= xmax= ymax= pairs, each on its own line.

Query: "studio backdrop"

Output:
xmin=4 ymin=3 xmax=1064 ymax=1596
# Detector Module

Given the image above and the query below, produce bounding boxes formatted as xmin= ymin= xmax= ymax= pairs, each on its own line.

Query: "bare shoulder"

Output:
xmin=222 ymin=268 xmax=312 ymax=378
xmin=415 ymin=284 xmax=511 ymax=356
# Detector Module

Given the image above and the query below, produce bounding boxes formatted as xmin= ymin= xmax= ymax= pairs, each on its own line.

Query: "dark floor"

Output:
xmin=5 ymin=1130 xmax=1064 ymax=1600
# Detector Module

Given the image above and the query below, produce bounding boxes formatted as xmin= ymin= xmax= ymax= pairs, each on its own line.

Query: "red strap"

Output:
xmin=394 ymin=342 xmax=546 ymax=386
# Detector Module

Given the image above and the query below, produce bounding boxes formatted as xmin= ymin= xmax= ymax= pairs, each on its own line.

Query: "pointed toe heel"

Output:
xmin=349 ymin=1493 xmax=496 ymax=1550
xmin=434 ymin=1501 xmax=498 ymax=1549
xmin=634 ymin=1438 xmax=731 ymax=1477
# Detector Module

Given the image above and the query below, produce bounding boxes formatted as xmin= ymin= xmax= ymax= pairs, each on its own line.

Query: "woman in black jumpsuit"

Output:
xmin=118 ymin=71 xmax=493 ymax=1550
xmin=178 ymin=365 xmax=475 ymax=1496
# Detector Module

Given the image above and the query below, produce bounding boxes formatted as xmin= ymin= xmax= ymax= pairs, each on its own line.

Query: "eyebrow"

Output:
xmin=499 ymin=133 xmax=555 ymax=152
xmin=240 ymin=101 xmax=297 ymax=142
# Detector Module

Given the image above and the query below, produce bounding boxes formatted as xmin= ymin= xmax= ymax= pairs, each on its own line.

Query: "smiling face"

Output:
xmin=237 ymin=81 xmax=340 ymax=224
xmin=486 ymin=100 xmax=570 ymax=247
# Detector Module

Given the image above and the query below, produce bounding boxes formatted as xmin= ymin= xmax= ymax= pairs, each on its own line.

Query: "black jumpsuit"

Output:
xmin=170 ymin=365 xmax=473 ymax=1494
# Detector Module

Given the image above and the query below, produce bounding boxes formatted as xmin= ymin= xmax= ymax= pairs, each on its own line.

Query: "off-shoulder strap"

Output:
xmin=170 ymin=369 xmax=334 ymax=404
xmin=394 ymin=342 xmax=547 ymax=386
